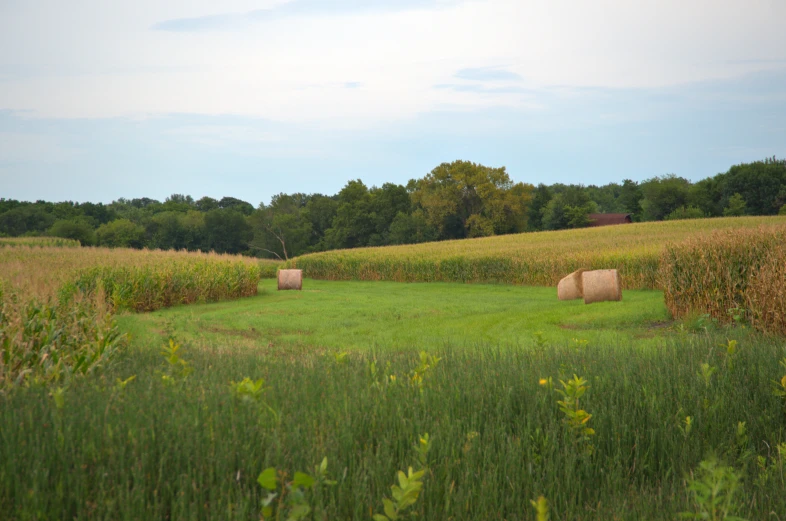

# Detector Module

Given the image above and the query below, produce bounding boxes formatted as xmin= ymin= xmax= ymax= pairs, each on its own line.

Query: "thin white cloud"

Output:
xmin=150 ymin=0 xmax=465 ymax=31
xmin=454 ymin=67 xmax=522 ymax=81
xmin=0 ymin=0 xmax=784 ymax=128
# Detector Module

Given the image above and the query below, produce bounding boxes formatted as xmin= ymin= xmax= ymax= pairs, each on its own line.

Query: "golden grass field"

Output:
xmin=0 ymin=245 xmax=263 ymax=302
xmin=0 ymin=237 xmax=81 ymax=248
xmin=288 ymin=216 xmax=786 ymax=289
xmin=662 ymin=224 xmax=786 ymax=335
xmin=0 ymin=242 xmax=270 ymax=388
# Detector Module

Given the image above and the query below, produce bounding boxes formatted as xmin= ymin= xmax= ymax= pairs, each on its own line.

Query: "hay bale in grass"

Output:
xmin=277 ymin=269 xmax=303 ymax=290
xmin=557 ymin=269 xmax=586 ymax=300
xmin=582 ymin=269 xmax=622 ymax=304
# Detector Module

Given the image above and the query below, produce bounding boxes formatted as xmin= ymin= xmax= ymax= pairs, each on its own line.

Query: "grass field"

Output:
xmin=120 ymin=279 xmax=670 ymax=353
xmin=3 ymin=219 xmax=786 ymax=520
xmin=288 ymin=216 xmax=786 ymax=289
xmin=3 ymin=280 xmax=786 ymax=520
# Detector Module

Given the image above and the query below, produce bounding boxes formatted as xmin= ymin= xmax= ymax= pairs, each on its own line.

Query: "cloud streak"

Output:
xmin=454 ymin=67 xmax=522 ymax=81
xmin=434 ymin=83 xmax=533 ymax=94
xmin=151 ymin=0 xmax=464 ymax=32
xmin=2 ymin=68 xmax=783 ymax=204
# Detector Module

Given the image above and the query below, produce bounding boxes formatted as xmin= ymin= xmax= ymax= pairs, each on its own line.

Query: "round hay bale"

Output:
xmin=582 ymin=269 xmax=622 ymax=304
xmin=557 ymin=269 xmax=586 ymax=300
xmin=277 ymin=269 xmax=303 ymax=291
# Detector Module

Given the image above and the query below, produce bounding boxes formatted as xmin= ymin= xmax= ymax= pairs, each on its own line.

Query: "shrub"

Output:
xmin=723 ymin=193 xmax=747 ymax=217
xmin=96 ymin=219 xmax=146 ymax=248
xmin=48 ymin=219 xmax=96 ymax=246
xmin=665 ymin=206 xmax=705 ymax=221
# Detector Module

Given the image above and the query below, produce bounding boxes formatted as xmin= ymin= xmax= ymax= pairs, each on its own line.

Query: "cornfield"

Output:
xmin=0 ymin=246 xmax=262 ymax=303
xmin=0 ymin=246 xmax=264 ymax=390
xmin=288 ymin=216 xmax=786 ymax=289
xmin=0 ymin=237 xmax=81 ymax=249
xmin=258 ymin=259 xmax=283 ymax=279
xmin=68 ymin=262 xmax=260 ymax=312
xmin=662 ymin=224 xmax=786 ymax=335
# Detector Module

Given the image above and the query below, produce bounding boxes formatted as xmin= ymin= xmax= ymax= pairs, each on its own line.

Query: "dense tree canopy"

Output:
xmin=410 ymin=160 xmax=533 ymax=239
xmin=0 ymin=157 xmax=783 ymax=257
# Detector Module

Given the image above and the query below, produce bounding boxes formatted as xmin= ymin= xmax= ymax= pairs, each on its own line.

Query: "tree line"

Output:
xmin=1 ymin=157 xmax=784 ymax=259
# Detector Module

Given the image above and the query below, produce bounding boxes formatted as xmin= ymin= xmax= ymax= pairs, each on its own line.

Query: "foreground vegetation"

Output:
xmin=2 ymin=281 xmax=785 ymax=520
xmin=663 ymin=225 xmax=786 ymax=335
xmin=0 ymin=246 xmax=264 ymax=391
xmin=3 ymin=216 xmax=786 ymax=519
xmin=288 ymin=216 xmax=785 ymax=289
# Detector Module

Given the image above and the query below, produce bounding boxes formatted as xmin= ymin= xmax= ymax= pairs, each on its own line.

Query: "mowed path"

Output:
xmin=120 ymin=279 xmax=671 ymax=353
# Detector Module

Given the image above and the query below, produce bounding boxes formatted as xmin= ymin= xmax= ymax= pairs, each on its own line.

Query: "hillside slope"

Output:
xmin=287 ymin=216 xmax=786 ymax=289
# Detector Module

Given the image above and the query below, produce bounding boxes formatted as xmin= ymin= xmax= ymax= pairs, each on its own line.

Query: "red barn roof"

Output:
xmin=588 ymin=213 xmax=632 ymax=227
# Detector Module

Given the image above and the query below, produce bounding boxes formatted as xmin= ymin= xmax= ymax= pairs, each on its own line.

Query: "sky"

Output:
xmin=1 ymin=0 xmax=785 ymax=205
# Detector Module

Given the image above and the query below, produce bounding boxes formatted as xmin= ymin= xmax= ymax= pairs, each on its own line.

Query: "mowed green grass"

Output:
xmin=119 ymin=279 xmax=671 ymax=353
xmin=3 ymin=280 xmax=786 ymax=520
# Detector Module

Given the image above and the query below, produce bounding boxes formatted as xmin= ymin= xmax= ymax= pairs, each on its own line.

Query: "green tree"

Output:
xmin=108 ymin=198 xmax=148 ymax=224
xmin=541 ymin=186 xmax=597 ymax=230
xmin=96 ymin=219 xmax=146 ymax=248
xmin=218 ymin=196 xmax=254 ymax=216
xmin=324 ymin=180 xmax=376 ymax=249
xmin=665 ymin=205 xmax=705 ymax=220
xmin=527 ymin=184 xmax=552 ymax=231
xmin=586 ymin=183 xmax=624 ymax=213
xmin=565 ymin=203 xmax=597 ymax=228
xmin=249 ymin=194 xmax=312 ymax=260
xmin=410 ymin=160 xmax=532 ymax=239
xmin=195 ymin=196 xmax=219 ymax=212
xmin=618 ymin=179 xmax=643 ymax=220
xmin=48 ymin=219 xmax=96 ymax=246
xmin=723 ymin=157 xmax=786 ymax=215
xmin=387 ymin=210 xmax=439 ymax=245
xmin=181 ymin=210 xmax=208 ymax=251
xmin=147 ymin=212 xmax=188 ymax=250
xmin=51 ymin=201 xmax=81 ymax=221
xmin=689 ymin=176 xmax=725 ymax=217
xmin=723 ymin=193 xmax=746 ymax=217
xmin=0 ymin=206 xmax=56 ymax=236
xmin=465 ymin=214 xmax=495 ymax=238
xmin=303 ymin=195 xmax=338 ymax=251
xmin=640 ymin=175 xmax=691 ymax=221
xmin=204 ymin=209 xmax=253 ymax=254
xmin=368 ymin=183 xmax=411 ymax=245
xmin=161 ymin=194 xmax=195 ymax=213
xmin=77 ymin=202 xmax=116 ymax=225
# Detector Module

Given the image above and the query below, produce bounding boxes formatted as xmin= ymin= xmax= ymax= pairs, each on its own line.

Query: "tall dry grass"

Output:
xmin=288 ymin=216 xmax=786 ymax=289
xmin=661 ymin=224 xmax=786 ymax=335
xmin=0 ymin=237 xmax=81 ymax=249
xmin=0 ymin=246 xmax=263 ymax=391
xmin=0 ymin=246 xmax=261 ymax=303
xmin=69 ymin=262 xmax=260 ymax=312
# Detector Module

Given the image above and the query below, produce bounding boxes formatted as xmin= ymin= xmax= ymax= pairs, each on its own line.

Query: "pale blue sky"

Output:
xmin=1 ymin=0 xmax=785 ymax=205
